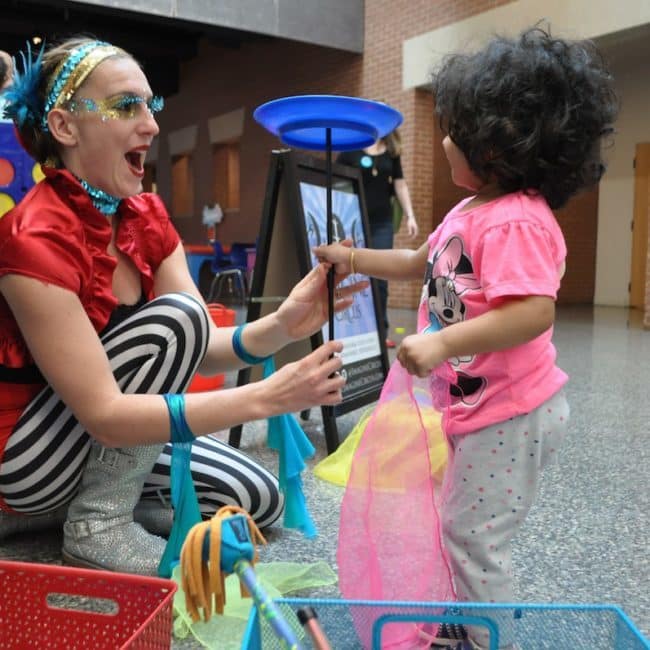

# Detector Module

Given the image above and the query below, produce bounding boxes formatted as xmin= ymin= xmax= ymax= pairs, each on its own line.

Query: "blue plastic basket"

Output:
xmin=242 ymin=598 xmax=649 ymax=649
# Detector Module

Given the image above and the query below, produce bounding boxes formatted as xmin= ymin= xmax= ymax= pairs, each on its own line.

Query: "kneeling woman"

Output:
xmin=0 ymin=38 xmax=363 ymax=574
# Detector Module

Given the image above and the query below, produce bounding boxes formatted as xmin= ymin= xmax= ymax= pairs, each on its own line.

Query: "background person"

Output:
xmin=337 ymin=127 xmax=419 ymax=347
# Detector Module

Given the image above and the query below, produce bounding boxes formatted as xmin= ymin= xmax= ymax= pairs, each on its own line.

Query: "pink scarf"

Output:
xmin=337 ymin=362 xmax=456 ymax=648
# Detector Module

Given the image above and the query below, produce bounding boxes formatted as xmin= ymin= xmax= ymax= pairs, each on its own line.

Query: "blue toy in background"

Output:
xmin=0 ymin=118 xmax=41 ymax=218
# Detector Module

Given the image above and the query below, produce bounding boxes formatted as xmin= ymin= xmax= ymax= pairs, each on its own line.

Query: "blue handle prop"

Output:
xmin=235 ymin=558 xmax=302 ymax=650
xmin=201 ymin=515 xmax=303 ymax=650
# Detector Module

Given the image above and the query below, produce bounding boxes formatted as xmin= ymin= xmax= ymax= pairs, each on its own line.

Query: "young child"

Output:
xmin=315 ymin=27 xmax=617 ymax=650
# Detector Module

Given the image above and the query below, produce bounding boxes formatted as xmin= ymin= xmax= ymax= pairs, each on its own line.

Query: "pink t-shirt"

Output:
xmin=417 ymin=191 xmax=569 ymax=436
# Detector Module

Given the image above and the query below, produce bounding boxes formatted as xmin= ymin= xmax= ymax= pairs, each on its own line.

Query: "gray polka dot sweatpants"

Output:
xmin=441 ymin=390 xmax=570 ymax=648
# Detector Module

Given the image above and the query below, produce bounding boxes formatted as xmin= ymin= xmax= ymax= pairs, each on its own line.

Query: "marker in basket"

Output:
xmin=296 ymin=606 xmax=332 ymax=650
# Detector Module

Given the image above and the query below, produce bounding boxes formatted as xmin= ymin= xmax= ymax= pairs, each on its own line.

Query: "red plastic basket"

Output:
xmin=0 ymin=561 xmax=177 ymax=649
xmin=187 ymin=303 xmax=236 ymax=393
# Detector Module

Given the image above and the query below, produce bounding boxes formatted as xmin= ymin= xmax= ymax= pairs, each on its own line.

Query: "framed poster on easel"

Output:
xmin=228 ymin=149 xmax=389 ymax=454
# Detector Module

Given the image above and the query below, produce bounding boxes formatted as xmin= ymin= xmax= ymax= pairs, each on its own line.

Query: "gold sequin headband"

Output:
xmin=42 ymin=41 xmax=125 ymax=130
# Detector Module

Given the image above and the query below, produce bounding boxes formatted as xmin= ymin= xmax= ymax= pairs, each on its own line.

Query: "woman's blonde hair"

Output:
xmin=383 ymin=128 xmax=401 ymax=157
xmin=17 ymin=37 xmax=133 ymax=166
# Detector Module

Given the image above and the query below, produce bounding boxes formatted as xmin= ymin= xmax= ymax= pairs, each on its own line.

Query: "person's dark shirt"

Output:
xmin=337 ymin=150 xmax=403 ymax=225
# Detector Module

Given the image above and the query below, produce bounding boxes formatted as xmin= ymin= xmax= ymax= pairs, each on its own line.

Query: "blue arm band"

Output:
xmin=232 ymin=323 xmax=270 ymax=366
xmin=162 ymin=393 xmax=195 ymax=444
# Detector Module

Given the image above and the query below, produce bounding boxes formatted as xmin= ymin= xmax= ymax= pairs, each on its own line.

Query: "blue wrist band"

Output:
xmin=162 ymin=393 xmax=195 ymax=444
xmin=158 ymin=392 xmax=201 ymax=578
xmin=232 ymin=323 xmax=270 ymax=365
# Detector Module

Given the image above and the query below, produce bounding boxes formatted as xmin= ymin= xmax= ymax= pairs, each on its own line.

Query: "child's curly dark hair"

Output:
xmin=431 ymin=27 xmax=618 ymax=209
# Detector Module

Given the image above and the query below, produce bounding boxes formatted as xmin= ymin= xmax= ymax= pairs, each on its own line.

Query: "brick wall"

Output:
xmin=361 ymin=0 xmax=599 ymax=308
xmin=362 ymin=0 xmax=515 ymax=309
xmin=161 ymin=0 xmax=601 ymax=307
xmin=156 ymin=39 xmax=363 ymax=244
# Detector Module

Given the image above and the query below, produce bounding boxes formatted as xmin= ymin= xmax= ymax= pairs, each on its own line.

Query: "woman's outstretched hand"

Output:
xmin=276 ymin=261 xmax=368 ymax=341
xmin=262 ymin=340 xmax=346 ymax=413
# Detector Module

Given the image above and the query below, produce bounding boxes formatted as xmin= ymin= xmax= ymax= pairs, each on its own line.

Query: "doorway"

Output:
xmin=629 ymin=142 xmax=650 ymax=310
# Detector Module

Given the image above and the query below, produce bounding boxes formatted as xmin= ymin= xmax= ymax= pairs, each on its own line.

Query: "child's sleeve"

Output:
xmin=475 ymin=220 xmax=566 ymax=303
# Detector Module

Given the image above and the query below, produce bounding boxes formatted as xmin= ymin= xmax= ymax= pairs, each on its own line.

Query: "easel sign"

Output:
xmin=229 ymin=150 xmax=389 ymax=453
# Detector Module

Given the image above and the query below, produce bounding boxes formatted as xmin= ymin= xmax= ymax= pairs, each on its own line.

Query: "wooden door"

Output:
xmin=630 ymin=143 xmax=650 ymax=309
xmin=555 ymin=186 xmax=599 ymax=304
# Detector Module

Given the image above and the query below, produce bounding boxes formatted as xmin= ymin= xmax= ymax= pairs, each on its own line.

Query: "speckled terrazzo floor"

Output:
xmin=1 ymin=305 xmax=648 ymax=646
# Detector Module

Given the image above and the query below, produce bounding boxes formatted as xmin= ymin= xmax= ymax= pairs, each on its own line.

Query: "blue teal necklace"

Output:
xmin=77 ymin=177 xmax=121 ymax=216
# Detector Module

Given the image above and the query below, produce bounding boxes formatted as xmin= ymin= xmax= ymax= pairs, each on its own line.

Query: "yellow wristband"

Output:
xmin=350 ymin=250 xmax=356 ymax=275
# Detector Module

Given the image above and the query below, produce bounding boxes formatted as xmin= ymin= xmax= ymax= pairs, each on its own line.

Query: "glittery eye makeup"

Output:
xmin=66 ymin=93 xmax=164 ymax=121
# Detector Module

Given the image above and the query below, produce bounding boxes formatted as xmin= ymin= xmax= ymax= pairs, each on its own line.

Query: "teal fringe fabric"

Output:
xmin=158 ymin=394 xmax=202 ymax=578
xmin=158 ymin=352 xmax=318 ymax=579
xmin=262 ymin=357 xmax=317 ymax=538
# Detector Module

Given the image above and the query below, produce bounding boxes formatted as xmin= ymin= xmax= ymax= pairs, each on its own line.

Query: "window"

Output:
xmin=171 ymin=154 xmax=193 ymax=217
xmin=142 ymin=163 xmax=157 ymax=194
xmin=212 ymin=141 xmax=240 ymax=210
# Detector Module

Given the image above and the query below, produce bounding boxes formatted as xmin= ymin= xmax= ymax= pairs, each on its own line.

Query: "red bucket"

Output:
xmin=186 ymin=303 xmax=236 ymax=392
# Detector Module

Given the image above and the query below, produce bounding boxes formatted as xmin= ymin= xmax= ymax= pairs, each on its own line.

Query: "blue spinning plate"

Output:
xmin=254 ymin=95 xmax=403 ymax=151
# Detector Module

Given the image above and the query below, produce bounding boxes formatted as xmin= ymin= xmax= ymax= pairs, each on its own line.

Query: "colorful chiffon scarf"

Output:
xmin=337 ymin=362 xmax=456 ymax=648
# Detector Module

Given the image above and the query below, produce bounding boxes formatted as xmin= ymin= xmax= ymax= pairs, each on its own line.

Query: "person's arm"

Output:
xmin=154 ymin=243 xmax=367 ymax=376
xmin=0 ymin=273 xmax=347 ymax=447
xmin=396 ymin=295 xmax=555 ymax=377
xmin=313 ymin=239 xmax=429 ymax=282
xmin=393 ymin=178 xmax=419 ymax=238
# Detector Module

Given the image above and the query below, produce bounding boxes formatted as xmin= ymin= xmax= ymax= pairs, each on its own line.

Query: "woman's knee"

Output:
xmin=148 ymin=292 xmax=210 ymax=346
xmin=110 ymin=293 xmax=210 ymax=391
xmin=248 ymin=476 xmax=284 ymax=528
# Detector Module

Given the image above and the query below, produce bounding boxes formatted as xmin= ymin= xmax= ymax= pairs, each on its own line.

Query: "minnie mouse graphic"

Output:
xmin=423 ymin=235 xmax=486 ymax=407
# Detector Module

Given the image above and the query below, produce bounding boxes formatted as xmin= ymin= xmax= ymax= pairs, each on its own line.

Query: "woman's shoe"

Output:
xmin=0 ymin=495 xmax=171 ymax=544
xmin=0 ymin=505 xmax=68 ymax=541
xmin=62 ymin=443 xmax=167 ymax=575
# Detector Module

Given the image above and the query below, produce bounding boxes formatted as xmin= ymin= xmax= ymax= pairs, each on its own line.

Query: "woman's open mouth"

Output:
xmin=125 ymin=149 xmax=146 ymax=178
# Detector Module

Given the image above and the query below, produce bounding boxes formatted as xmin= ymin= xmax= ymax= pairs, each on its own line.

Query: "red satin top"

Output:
xmin=0 ymin=167 xmax=181 ymax=462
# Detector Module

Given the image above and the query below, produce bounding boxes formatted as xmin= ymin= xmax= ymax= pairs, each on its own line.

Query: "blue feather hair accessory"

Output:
xmin=2 ymin=42 xmax=45 ymax=129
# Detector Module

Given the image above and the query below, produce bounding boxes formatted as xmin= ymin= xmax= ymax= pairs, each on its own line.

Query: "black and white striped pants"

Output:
xmin=0 ymin=293 xmax=284 ymax=528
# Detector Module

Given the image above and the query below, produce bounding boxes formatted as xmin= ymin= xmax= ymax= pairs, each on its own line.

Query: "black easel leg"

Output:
xmin=228 ymin=366 xmax=252 ymax=448
xmin=322 ymin=406 xmax=340 ymax=454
